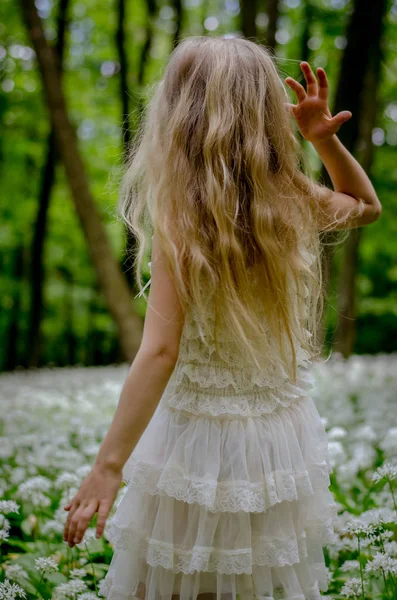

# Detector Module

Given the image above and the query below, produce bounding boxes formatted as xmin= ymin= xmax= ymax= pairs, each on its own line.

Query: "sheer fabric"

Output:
xmin=99 ymin=269 xmax=336 ymax=600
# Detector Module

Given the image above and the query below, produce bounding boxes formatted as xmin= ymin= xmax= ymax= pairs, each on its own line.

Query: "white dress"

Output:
xmin=98 ymin=286 xmax=337 ymax=600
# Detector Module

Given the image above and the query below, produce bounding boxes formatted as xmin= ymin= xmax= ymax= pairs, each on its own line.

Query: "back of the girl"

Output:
xmin=64 ymin=35 xmax=382 ymax=600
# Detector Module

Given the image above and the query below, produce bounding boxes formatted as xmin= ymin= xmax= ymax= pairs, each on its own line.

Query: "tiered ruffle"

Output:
xmin=98 ymin=365 xmax=336 ymax=600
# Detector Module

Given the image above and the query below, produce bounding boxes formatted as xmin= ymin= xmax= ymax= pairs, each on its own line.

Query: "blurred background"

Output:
xmin=0 ymin=0 xmax=396 ymax=372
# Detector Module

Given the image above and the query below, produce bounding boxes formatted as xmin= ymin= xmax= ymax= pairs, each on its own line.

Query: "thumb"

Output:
xmin=284 ymin=102 xmax=296 ymax=114
xmin=64 ymin=503 xmax=72 ymax=511
xmin=330 ymin=110 xmax=352 ymax=130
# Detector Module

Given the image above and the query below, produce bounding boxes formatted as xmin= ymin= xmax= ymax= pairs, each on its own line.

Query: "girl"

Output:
xmin=63 ymin=36 xmax=381 ymax=600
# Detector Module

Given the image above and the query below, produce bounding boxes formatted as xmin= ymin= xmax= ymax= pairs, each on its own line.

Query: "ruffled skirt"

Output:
xmin=98 ymin=369 xmax=336 ymax=600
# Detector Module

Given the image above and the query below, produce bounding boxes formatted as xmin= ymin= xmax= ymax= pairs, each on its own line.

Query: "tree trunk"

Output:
xmin=333 ymin=7 xmax=387 ymax=356
xmin=240 ymin=0 xmax=257 ymax=41
xmin=116 ymin=0 xmax=132 ymax=152
xmin=3 ymin=247 xmax=24 ymax=371
xmin=319 ymin=0 xmax=388 ymax=355
xmin=27 ymin=0 xmax=69 ymax=368
xmin=266 ymin=0 xmax=279 ymax=53
xmin=116 ymin=0 xmax=136 ymax=289
xmin=298 ymin=0 xmax=313 ymax=69
xmin=171 ymin=0 xmax=183 ymax=50
xmin=20 ymin=0 xmax=143 ymax=361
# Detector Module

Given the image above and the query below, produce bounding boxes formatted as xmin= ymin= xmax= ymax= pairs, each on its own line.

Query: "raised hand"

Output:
xmin=63 ymin=463 xmax=122 ymax=547
xmin=284 ymin=62 xmax=352 ymax=144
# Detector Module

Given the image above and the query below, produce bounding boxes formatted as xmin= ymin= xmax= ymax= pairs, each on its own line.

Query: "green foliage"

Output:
xmin=0 ymin=0 xmax=396 ymax=370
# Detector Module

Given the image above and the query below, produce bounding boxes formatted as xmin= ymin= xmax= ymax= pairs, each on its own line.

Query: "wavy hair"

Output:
xmin=119 ymin=35 xmax=358 ymax=382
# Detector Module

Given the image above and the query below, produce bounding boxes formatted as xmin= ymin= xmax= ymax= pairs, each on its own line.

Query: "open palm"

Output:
xmin=284 ymin=62 xmax=352 ymax=143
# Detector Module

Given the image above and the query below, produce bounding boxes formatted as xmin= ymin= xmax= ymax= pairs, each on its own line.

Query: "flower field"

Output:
xmin=0 ymin=353 xmax=397 ymax=600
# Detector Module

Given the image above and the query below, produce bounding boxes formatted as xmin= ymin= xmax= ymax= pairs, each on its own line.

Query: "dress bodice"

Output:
xmin=137 ymin=241 xmax=317 ymax=417
xmin=161 ymin=299 xmax=316 ymax=419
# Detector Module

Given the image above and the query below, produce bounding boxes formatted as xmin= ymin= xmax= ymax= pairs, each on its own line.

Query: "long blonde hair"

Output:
xmin=119 ymin=35 xmax=356 ymax=382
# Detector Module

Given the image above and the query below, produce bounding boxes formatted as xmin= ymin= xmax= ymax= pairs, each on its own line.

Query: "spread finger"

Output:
xmin=300 ymin=62 xmax=318 ymax=96
xmin=284 ymin=77 xmax=306 ymax=103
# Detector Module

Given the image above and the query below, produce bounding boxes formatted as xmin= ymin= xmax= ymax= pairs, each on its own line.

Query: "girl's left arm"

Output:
xmin=63 ymin=233 xmax=185 ymax=547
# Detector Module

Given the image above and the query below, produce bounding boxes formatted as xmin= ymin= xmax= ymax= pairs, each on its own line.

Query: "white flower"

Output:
xmin=337 ymin=460 xmax=361 ymax=484
xmin=360 ymin=507 xmax=397 ymax=525
xmin=328 ymin=441 xmax=346 ymax=468
xmin=340 ymin=577 xmax=365 ymax=598
xmin=324 ymin=566 xmax=333 ymax=586
xmin=34 ymin=556 xmax=59 ymax=574
xmin=0 ymin=527 xmax=10 ymax=542
xmin=18 ymin=475 xmax=52 ymax=493
xmin=41 ymin=519 xmax=65 ymax=537
xmin=53 ymin=580 xmax=87 ymax=598
xmin=353 ymin=424 xmax=377 ymax=443
xmin=54 ymin=473 xmax=80 ymax=490
xmin=372 ymin=462 xmax=397 ymax=483
xmin=365 ymin=552 xmax=397 ymax=575
xmin=380 ymin=428 xmax=397 ymax=455
xmin=344 ymin=518 xmax=373 ymax=537
xmin=60 ymin=487 xmax=79 ymax=507
xmin=78 ymin=594 xmax=99 ymax=600
xmin=70 ymin=568 xmax=87 ymax=579
xmin=384 ymin=540 xmax=397 ymax=557
xmin=350 ymin=442 xmax=376 ymax=470
xmin=0 ymin=500 xmax=20 ymax=514
xmin=328 ymin=426 xmax=348 ymax=441
xmin=340 ymin=560 xmax=360 ymax=572
xmin=16 ymin=477 xmax=52 ymax=507
xmin=53 ymin=506 xmax=69 ymax=525
xmin=0 ymin=580 xmax=26 ymax=599
xmin=3 ymin=564 xmax=29 ymax=581
xmin=0 ymin=515 xmax=11 ymax=530
xmin=9 ymin=468 xmax=26 ymax=485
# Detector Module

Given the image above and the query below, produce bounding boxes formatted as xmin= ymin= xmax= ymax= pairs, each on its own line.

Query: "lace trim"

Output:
xmin=178 ymin=337 xmax=313 ymax=373
xmin=122 ymin=457 xmax=332 ymax=513
xmin=173 ymin=361 xmax=314 ymax=394
xmin=99 ymin=573 xmax=325 ymax=600
xmin=165 ymin=374 xmax=315 ymax=417
xmin=105 ymin=518 xmax=336 ymax=573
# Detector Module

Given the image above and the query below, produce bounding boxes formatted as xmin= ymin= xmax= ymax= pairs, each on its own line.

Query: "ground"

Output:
xmin=0 ymin=353 xmax=396 ymax=599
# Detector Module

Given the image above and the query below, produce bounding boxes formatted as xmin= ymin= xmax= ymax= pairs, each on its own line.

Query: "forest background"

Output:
xmin=0 ymin=0 xmax=396 ymax=372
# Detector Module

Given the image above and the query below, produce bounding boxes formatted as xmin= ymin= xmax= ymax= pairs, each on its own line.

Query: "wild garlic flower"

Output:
xmin=41 ymin=519 xmax=64 ymax=537
xmin=0 ymin=580 xmax=26 ymax=600
xmin=0 ymin=517 xmax=10 ymax=543
xmin=16 ymin=486 xmax=51 ymax=508
xmin=344 ymin=519 xmax=374 ymax=537
xmin=34 ymin=556 xmax=59 ymax=574
xmin=3 ymin=564 xmax=29 ymax=581
xmin=0 ymin=500 xmax=20 ymax=514
xmin=372 ymin=462 xmax=397 ymax=483
xmin=340 ymin=578 xmax=366 ymax=598
xmin=53 ymin=580 xmax=87 ymax=599
xmin=340 ymin=560 xmax=360 ymax=572
xmin=365 ymin=552 xmax=397 ymax=575
xmin=384 ymin=540 xmax=397 ymax=556
xmin=70 ymin=568 xmax=87 ymax=579
xmin=360 ymin=507 xmax=396 ymax=525
xmin=0 ymin=530 xmax=10 ymax=542
xmin=54 ymin=472 xmax=80 ymax=490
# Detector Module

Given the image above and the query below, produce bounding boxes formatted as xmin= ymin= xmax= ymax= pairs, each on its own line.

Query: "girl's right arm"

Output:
xmin=285 ymin=61 xmax=382 ymax=230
